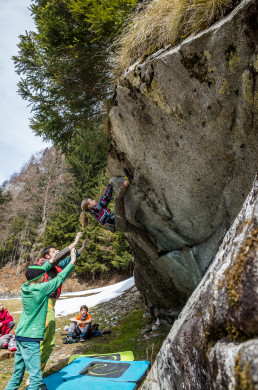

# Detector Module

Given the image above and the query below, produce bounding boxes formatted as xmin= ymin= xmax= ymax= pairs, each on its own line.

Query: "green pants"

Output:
xmin=5 ymin=340 xmax=42 ymax=390
xmin=40 ymin=298 xmax=56 ymax=371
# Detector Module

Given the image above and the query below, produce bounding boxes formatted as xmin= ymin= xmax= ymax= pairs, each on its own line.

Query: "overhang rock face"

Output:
xmin=108 ymin=0 xmax=258 ymax=316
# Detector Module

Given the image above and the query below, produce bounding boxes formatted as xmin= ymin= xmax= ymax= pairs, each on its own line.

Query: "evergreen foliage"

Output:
xmin=13 ymin=0 xmax=138 ymax=150
xmin=42 ymin=126 xmax=131 ymax=280
xmin=0 ymin=135 xmax=132 ymax=279
xmin=0 ymin=148 xmax=70 ymax=268
xmin=0 ymin=187 xmax=12 ymax=205
xmin=1 ymin=1 xmax=135 ymax=280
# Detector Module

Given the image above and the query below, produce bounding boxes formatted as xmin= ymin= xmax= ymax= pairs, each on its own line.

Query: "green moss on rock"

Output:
xmin=180 ymin=52 xmax=211 ymax=85
xmin=226 ymin=319 xmax=248 ymax=342
xmin=235 ymin=351 xmax=254 ymax=390
xmin=226 ymin=226 xmax=258 ymax=309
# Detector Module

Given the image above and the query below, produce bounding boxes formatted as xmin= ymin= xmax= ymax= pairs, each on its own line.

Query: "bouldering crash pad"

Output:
xmin=68 ymin=350 xmax=134 ymax=364
xmin=43 ymin=356 xmax=150 ymax=389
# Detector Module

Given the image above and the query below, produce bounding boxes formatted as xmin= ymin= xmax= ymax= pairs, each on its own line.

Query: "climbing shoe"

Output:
xmin=62 ymin=337 xmax=70 ymax=344
xmin=62 ymin=335 xmax=79 ymax=344
xmin=80 ymin=335 xmax=87 ymax=342
xmin=123 ymin=168 xmax=134 ymax=182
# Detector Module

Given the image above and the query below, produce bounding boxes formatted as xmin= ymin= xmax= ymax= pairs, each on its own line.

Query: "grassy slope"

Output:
xmin=115 ymin=0 xmax=242 ymax=71
xmin=0 ymin=289 xmax=172 ymax=389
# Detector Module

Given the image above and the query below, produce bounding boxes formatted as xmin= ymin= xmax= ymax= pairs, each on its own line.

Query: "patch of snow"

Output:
xmin=55 ymin=277 xmax=135 ymax=317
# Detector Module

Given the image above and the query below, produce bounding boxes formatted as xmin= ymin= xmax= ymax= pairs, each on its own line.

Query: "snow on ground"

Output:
xmin=55 ymin=277 xmax=135 ymax=317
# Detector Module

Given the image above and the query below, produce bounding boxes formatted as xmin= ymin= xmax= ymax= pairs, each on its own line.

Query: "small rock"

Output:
xmin=142 ymin=327 xmax=152 ymax=333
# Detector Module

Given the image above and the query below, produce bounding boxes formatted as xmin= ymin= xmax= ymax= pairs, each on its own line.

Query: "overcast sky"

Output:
xmin=0 ymin=0 xmax=51 ymax=185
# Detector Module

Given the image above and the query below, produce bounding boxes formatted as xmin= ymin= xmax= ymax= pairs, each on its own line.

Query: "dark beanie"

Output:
xmin=25 ymin=265 xmax=46 ymax=282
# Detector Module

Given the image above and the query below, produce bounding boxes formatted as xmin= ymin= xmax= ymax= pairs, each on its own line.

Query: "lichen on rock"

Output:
xmin=108 ymin=0 xmax=258 ymax=321
xmin=142 ymin=174 xmax=258 ymax=389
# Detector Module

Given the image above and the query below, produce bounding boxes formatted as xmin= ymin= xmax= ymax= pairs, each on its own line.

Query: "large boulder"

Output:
xmin=108 ymin=0 xmax=258 ymax=318
xmin=142 ymin=174 xmax=258 ymax=389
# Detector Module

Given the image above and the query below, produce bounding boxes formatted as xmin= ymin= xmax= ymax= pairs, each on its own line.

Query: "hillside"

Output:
xmin=0 ymin=262 xmax=129 ymax=298
xmin=0 ymin=147 xmax=71 ymax=258
xmin=0 ymin=145 xmax=132 ymax=288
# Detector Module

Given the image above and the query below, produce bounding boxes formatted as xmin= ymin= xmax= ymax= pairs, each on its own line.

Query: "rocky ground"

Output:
xmin=0 ymin=285 xmax=172 ymax=389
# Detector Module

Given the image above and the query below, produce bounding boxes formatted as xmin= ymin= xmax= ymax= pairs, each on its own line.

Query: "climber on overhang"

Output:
xmin=80 ymin=168 xmax=169 ymax=258
xmin=80 ymin=168 xmax=134 ymax=233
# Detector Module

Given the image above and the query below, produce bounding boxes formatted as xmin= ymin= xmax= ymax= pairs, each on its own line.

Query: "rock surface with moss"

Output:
xmin=108 ymin=0 xmax=258 ymax=318
xmin=141 ymin=174 xmax=258 ymax=389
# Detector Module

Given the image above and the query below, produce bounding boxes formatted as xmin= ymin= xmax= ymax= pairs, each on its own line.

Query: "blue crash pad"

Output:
xmin=44 ymin=377 xmax=137 ymax=390
xmin=43 ymin=357 xmax=150 ymax=389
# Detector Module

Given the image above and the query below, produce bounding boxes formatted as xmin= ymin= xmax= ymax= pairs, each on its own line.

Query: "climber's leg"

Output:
xmin=114 ymin=185 xmax=135 ymax=233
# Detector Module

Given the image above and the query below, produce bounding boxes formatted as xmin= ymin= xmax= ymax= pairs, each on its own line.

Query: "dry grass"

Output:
xmin=115 ymin=0 xmax=242 ymax=72
xmin=0 ymin=264 xmax=88 ymax=294
xmin=0 ymin=263 xmax=130 ymax=295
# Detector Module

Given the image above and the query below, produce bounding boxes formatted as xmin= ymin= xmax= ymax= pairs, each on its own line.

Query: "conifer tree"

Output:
xmin=42 ymin=126 xmax=131 ymax=280
xmin=13 ymin=0 xmax=138 ymax=149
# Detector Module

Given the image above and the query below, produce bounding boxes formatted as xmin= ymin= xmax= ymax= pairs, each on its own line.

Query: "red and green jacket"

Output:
xmin=37 ymin=247 xmax=79 ymax=300
xmin=16 ymin=261 xmax=74 ymax=339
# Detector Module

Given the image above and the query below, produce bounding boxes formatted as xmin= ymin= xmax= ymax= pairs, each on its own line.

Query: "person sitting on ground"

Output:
xmin=5 ymin=248 xmax=78 ymax=390
xmin=0 ymin=302 xmax=15 ymax=337
xmin=0 ymin=332 xmax=17 ymax=352
xmin=0 ymin=302 xmax=16 ymax=352
xmin=80 ymin=168 xmax=133 ymax=234
xmin=68 ymin=305 xmax=92 ymax=342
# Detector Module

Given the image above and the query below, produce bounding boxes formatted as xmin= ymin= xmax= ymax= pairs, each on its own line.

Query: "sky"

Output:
xmin=0 ymin=0 xmax=52 ymax=185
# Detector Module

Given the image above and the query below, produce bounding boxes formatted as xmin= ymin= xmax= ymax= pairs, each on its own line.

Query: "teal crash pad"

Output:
xmin=44 ymin=377 xmax=137 ymax=390
xmin=43 ymin=357 xmax=150 ymax=389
